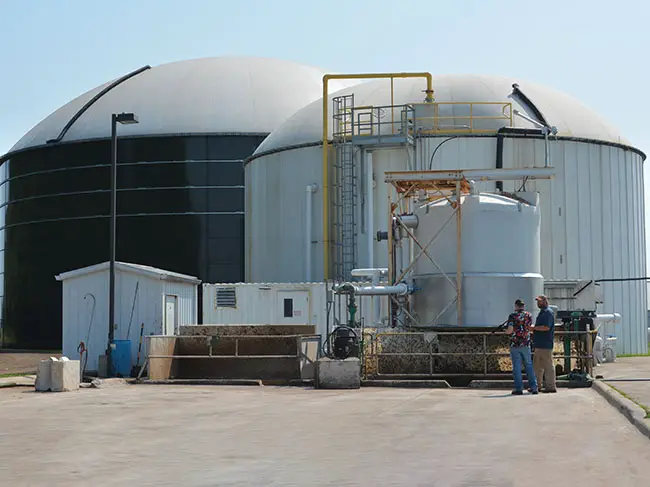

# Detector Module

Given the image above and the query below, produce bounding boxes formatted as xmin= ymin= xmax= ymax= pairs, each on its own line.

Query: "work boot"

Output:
xmin=511 ymin=390 xmax=523 ymax=395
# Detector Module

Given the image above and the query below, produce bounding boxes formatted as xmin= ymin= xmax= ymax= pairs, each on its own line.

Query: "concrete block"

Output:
xmin=35 ymin=358 xmax=56 ymax=392
xmin=51 ymin=358 xmax=80 ymax=392
xmin=98 ymin=355 xmax=108 ymax=378
xmin=315 ymin=357 xmax=361 ymax=389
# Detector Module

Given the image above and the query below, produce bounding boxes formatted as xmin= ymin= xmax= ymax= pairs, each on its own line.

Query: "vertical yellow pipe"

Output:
xmin=322 ymin=77 xmax=330 ymax=279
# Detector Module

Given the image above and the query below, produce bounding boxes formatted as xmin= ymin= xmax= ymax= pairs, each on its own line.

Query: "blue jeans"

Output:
xmin=510 ymin=346 xmax=538 ymax=392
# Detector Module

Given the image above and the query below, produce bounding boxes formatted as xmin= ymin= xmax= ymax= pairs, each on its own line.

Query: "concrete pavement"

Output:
xmin=1 ymin=385 xmax=649 ymax=486
xmin=598 ymin=357 xmax=650 ymax=414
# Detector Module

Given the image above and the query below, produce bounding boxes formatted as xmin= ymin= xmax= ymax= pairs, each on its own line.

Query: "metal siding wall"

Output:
xmin=203 ymin=283 xmax=327 ymax=335
xmin=247 ymin=147 xmax=324 ymax=283
xmin=634 ymin=154 xmax=647 ymax=353
xmin=420 ymin=137 xmax=495 ymax=173
xmin=589 ymin=144 xmax=604 ymax=280
xmin=162 ymin=280 xmax=198 ymax=326
xmin=249 ymin=137 xmax=647 ymax=353
xmin=62 ymin=272 xmax=108 ymax=369
xmin=61 ymin=270 xmax=200 ymax=371
xmin=202 ymin=283 xmax=386 ymax=339
xmin=114 ymin=271 xmax=161 ymax=365
xmin=245 ymin=166 xmax=252 ymax=282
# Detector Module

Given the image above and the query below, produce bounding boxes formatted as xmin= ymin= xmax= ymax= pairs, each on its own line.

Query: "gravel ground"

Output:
xmin=0 ymin=351 xmax=61 ymax=376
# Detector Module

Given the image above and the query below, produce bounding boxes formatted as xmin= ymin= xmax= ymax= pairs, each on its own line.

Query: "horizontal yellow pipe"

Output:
xmin=321 ymin=72 xmax=434 ymax=280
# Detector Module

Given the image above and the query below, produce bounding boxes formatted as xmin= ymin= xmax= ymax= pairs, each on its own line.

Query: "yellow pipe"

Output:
xmin=321 ymin=72 xmax=434 ymax=279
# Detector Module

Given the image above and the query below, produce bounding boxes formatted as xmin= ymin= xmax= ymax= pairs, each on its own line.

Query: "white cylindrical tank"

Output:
xmin=411 ymin=192 xmax=543 ymax=327
xmin=245 ymin=74 xmax=648 ymax=354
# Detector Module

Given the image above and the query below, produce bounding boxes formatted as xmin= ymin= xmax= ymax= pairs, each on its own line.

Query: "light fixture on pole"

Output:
xmin=107 ymin=112 xmax=138 ymax=377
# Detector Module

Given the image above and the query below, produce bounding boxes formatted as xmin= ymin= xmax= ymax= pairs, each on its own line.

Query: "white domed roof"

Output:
xmin=9 ymin=56 xmax=354 ymax=153
xmin=253 ymin=74 xmax=633 ymax=156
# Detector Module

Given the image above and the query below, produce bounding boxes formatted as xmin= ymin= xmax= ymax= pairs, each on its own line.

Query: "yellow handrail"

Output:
xmin=321 ymin=72 xmax=434 ymax=279
xmin=334 ymin=101 xmax=513 ymax=138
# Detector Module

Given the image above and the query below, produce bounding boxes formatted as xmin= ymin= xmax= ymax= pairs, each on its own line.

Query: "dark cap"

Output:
xmin=514 ymin=299 xmax=525 ymax=307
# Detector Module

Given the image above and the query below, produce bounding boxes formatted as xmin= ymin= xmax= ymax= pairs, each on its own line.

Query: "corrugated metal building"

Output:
xmin=56 ymin=261 xmax=200 ymax=372
xmin=246 ymin=74 xmax=648 ymax=354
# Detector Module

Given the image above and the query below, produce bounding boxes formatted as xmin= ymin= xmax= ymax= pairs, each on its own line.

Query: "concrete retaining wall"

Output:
xmin=147 ymin=325 xmax=319 ymax=381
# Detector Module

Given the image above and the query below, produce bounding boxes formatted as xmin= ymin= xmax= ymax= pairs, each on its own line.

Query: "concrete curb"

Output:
xmin=0 ymin=376 xmax=36 ymax=388
xmin=137 ymin=379 xmax=315 ymax=387
xmin=361 ymin=380 xmax=451 ymax=388
xmin=140 ymin=379 xmax=263 ymax=386
xmin=591 ymin=380 xmax=650 ymax=441
xmin=468 ymin=379 xmax=592 ymax=389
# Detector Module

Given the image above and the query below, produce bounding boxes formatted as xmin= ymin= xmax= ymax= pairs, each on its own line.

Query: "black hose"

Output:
xmin=595 ymin=277 xmax=650 ymax=283
xmin=47 ymin=65 xmax=151 ymax=144
xmin=428 ymin=136 xmax=461 ymax=169
xmin=495 ymin=128 xmax=505 ymax=191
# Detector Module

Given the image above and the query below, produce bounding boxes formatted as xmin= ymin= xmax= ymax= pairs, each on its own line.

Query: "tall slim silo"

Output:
xmin=0 ymin=56 xmax=352 ymax=349
xmin=245 ymin=74 xmax=648 ymax=354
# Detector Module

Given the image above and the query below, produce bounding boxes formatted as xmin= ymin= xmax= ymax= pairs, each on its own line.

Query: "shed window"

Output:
xmin=283 ymin=298 xmax=293 ymax=317
xmin=216 ymin=287 xmax=237 ymax=308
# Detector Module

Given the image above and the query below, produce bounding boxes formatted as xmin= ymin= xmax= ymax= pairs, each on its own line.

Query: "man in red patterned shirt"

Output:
xmin=505 ymin=299 xmax=538 ymax=395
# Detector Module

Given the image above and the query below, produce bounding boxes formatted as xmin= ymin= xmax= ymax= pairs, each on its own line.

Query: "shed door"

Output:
xmin=164 ymin=295 xmax=178 ymax=336
xmin=277 ymin=291 xmax=309 ymax=324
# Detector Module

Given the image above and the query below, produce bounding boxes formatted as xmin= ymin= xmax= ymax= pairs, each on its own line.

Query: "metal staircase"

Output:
xmin=329 ymin=95 xmax=419 ymax=281
xmin=332 ymin=95 xmax=357 ymax=281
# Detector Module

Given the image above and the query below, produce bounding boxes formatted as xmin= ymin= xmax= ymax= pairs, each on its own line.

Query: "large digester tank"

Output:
xmin=411 ymin=191 xmax=543 ymax=327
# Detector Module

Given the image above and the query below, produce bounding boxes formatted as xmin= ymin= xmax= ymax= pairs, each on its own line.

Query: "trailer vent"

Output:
xmin=216 ymin=287 xmax=237 ymax=308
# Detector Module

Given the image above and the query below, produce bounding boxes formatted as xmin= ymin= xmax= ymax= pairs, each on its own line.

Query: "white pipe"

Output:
xmin=351 ymin=268 xmax=388 ymax=278
xmin=366 ymin=151 xmax=374 ymax=268
xmin=305 ymin=184 xmax=318 ymax=282
xmin=395 ymin=214 xmax=419 ymax=228
xmin=351 ymin=267 xmax=388 ymax=325
xmin=372 ymin=271 xmax=381 ymax=325
xmin=352 ymin=283 xmax=410 ymax=296
xmin=513 ymin=108 xmax=545 ymax=129
xmin=595 ymin=313 xmax=622 ymax=325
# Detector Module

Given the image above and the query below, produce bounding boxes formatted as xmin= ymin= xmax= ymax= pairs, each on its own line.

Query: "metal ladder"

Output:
xmin=332 ymin=95 xmax=358 ymax=281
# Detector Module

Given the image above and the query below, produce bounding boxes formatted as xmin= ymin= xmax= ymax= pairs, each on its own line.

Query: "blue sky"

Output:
xmin=1 ymin=0 xmax=649 ymax=251
xmin=2 ymin=0 xmax=648 ymax=153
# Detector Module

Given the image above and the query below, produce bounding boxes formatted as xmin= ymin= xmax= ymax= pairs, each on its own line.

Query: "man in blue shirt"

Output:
xmin=532 ymin=295 xmax=557 ymax=393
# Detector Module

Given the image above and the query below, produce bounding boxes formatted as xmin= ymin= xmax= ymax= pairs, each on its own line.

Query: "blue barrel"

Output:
xmin=110 ymin=340 xmax=132 ymax=377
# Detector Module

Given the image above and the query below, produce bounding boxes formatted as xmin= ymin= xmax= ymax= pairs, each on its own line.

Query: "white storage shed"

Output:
xmin=56 ymin=261 xmax=200 ymax=373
